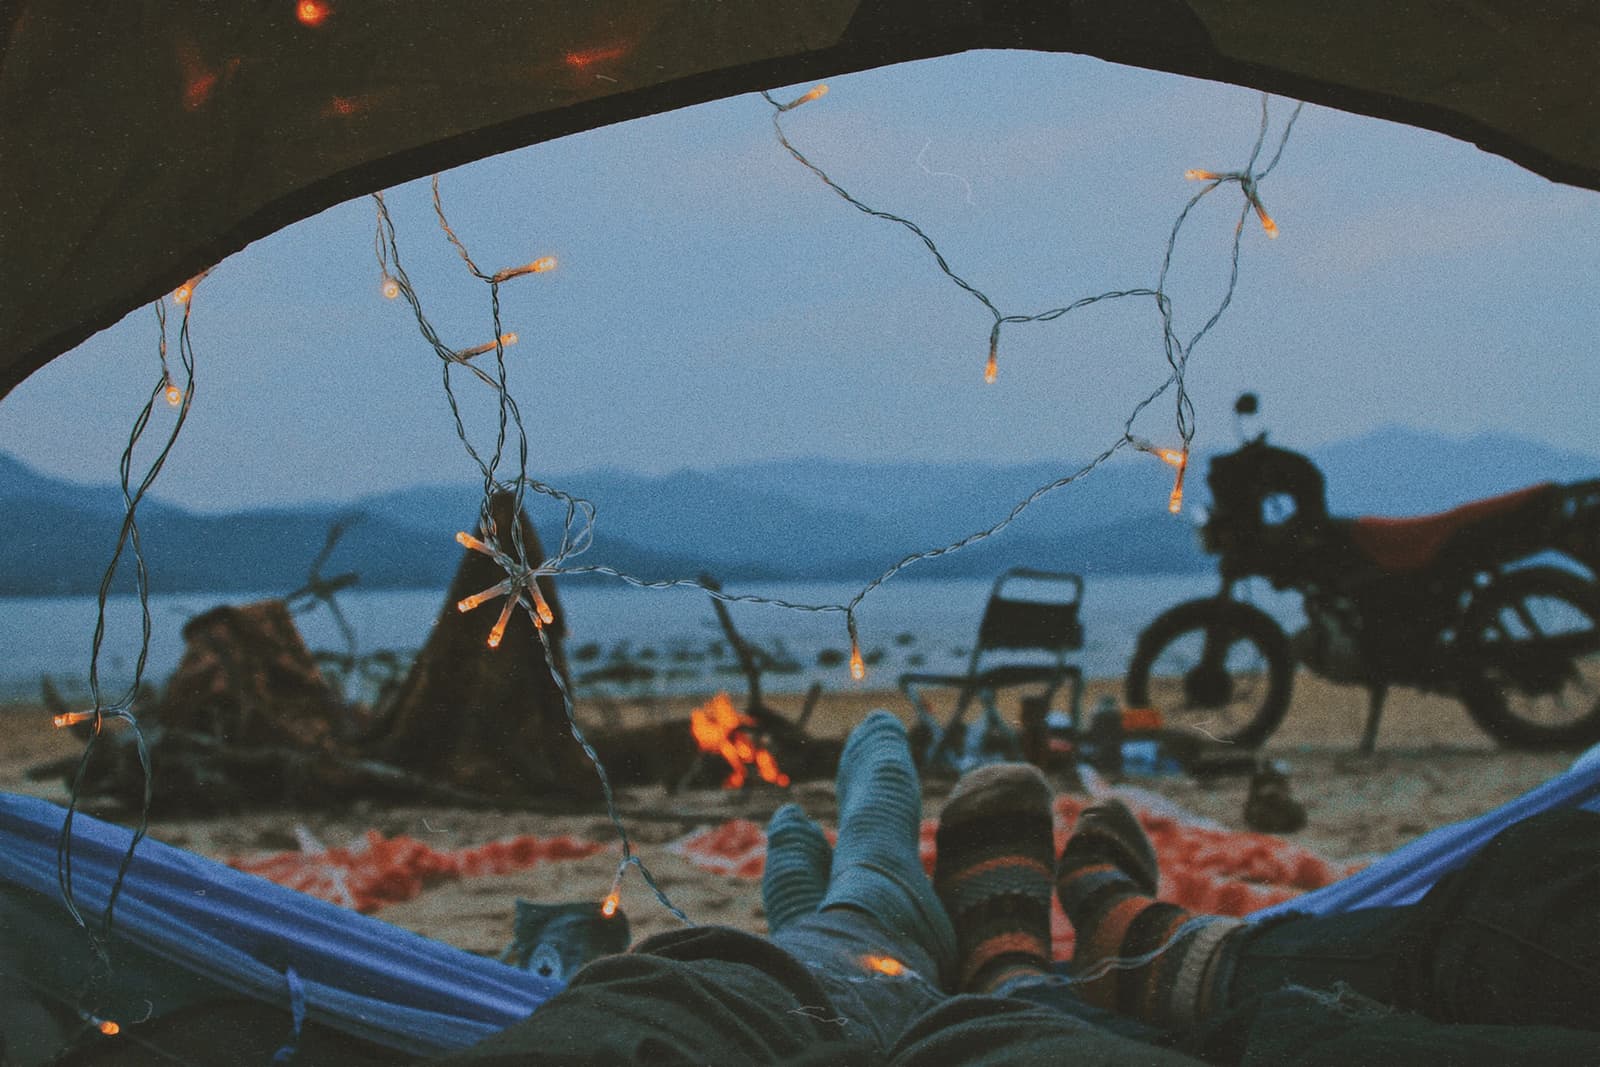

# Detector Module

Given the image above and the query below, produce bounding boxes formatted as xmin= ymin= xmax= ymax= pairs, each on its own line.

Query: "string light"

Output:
xmin=372 ymin=93 xmax=1304 ymax=925
xmin=171 ymin=269 xmax=209 ymax=305
xmin=1185 ymin=165 xmax=1280 ymax=238
xmin=490 ymin=256 xmax=557 ymax=283
xmin=381 ymin=275 xmax=400 ymax=300
xmin=454 ymin=529 xmax=551 ymax=642
xmin=163 ymin=380 xmax=183 ymax=407
xmin=94 ymin=1018 xmax=121 ymax=1037
xmin=779 ymin=84 xmax=828 ymax=111
xmin=453 ymin=332 xmax=518 ymax=362
xmin=863 ymin=955 xmax=905 ymax=976
xmin=53 ymin=710 xmax=97 ymax=729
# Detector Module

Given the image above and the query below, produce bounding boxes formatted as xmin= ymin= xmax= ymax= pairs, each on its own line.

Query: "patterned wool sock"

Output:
xmin=821 ymin=710 xmax=956 ymax=981
xmin=933 ymin=763 xmax=1056 ymax=993
xmin=762 ymin=803 xmax=832 ymax=934
xmin=1056 ymin=799 xmax=1243 ymax=1029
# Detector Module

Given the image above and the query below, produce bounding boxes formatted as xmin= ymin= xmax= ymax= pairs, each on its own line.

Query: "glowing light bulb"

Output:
xmin=487 ymin=596 xmax=516 ymax=649
xmin=491 ymin=257 xmax=559 ymax=283
xmin=54 ymin=710 xmax=96 ymax=729
xmin=849 ymin=640 xmax=865 ymax=681
xmin=1155 ymin=448 xmax=1186 ymax=468
xmin=456 ymin=531 xmax=493 ymax=555
xmin=381 ymin=276 xmax=400 ymax=300
xmin=784 ymin=84 xmax=828 ymax=110
xmin=172 ymin=269 xmax=209 ymax=304
xmin=1168 ymin=466 xmax=1186 ymax=514
xmin=97 ymin=1019 xmax=121 ymax=1037
xmin=164 ymin=382 xmax=183 ymax=407
xmin=601 ymin=891 xmax=620 ymax=918
xmin=1185 ymin=169 xmax=1223 ymax=181
xmin=454 ymin=333 xmax=519 ymax=361
xmin=984 ymin=338 xmax=998 ymax=384
xmin=296 ymin=0 xmax=329 ymax=26
xmin=528 ymin=583 xmax=555 ymax=626
xmin=1255 ymin=203 xmax=1279 ymax=238
xmin=458 ymin=579 xmax=512 ymax=614
xmin=864 ymin=955 xmax=904 ymax=976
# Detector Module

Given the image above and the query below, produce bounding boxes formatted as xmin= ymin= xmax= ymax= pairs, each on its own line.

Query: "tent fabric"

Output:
xmin=0 ymin=793 xmax=560 ymax=1057
xmin=3 ymin=1 xmax=1598 ymax=399
xmin=1252 ymin=742 xmax=1600 ymax=918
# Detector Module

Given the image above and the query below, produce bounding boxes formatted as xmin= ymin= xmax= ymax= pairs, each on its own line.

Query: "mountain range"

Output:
xmin=3 ymin=426 xmax=1598 ymax=597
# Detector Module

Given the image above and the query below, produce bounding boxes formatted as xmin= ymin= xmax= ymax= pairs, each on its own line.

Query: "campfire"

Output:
xmin=690 ymin=692 xmax=790 ymax=789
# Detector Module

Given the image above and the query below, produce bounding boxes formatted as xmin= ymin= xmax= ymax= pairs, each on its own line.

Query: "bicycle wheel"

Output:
xmin=1457 ymin=565 xmax=1600 ymax=749
xmin=1126 ymin=598 xmax=1294 ymax=749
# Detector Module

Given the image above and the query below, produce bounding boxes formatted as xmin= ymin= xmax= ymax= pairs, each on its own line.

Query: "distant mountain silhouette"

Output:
xmin=2 ymin=427 xmax=1597 ymax=596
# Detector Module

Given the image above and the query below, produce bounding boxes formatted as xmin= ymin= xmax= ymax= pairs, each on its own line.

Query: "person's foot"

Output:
xmin=1056 ymin=798 xmax=1242 ymax=1027
xmin=934 ymin=762 xmax=1056 ymax=993
xmin=820 ymin=710 xmax=956 ymax=983
xmin=762 ymin=804 xmax=832 ymax=934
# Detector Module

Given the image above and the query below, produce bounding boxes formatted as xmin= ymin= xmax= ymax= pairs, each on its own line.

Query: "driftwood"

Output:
xmin=368 ymin=491 xmax=601 ymax=802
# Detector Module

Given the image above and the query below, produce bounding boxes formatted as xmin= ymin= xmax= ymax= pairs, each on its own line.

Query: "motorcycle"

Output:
xmin=1126 ymin=394 xmax=1600 ymax=752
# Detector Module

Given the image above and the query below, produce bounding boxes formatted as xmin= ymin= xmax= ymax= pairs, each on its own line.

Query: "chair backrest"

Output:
xmin=973 ymin=568 xmax=1084 ymax=658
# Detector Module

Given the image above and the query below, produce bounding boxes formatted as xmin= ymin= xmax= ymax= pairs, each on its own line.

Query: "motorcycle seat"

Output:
xmin=1346 ymin=483 xmax=1554 ymax=572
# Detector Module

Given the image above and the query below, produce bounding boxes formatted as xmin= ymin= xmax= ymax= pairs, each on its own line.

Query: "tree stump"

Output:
xmin=373 ymin=492 xmax=600 ymax=801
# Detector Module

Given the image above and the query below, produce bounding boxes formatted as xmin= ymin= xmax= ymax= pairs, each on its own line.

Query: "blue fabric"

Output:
xmin=0 ymin=793 xmax=560 ymax=1057
xmin=1252 ymin=745 xmax=1600 ymax=919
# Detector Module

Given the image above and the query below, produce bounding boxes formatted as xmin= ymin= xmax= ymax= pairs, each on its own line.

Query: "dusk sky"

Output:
xmin=2 ymin=49 xmax=1597 ymax=514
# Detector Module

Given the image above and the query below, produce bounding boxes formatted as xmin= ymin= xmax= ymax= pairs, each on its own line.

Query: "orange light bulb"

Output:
xmin=296 ymin=0 xmax=329 ymax=26
xmin=529 ymin=584 xmax=555 ymax=626
xmin=164 ymin=383 xmax=183 ymax=407
xmin=601 ymin=891 xmax=620 ymax=918
xmin=487 ymin=597 xmax=516 ymax=648
xmin=381 ymin=276 xmax=400 ymax=300
xmin=97 ymin=1019 xmax=121 ymax=1037
xmin=786 ymin=84 xmax=828 ymax=110
xmin=849 ymin=641 xmax=865 ymax=681
xmin=53 ymin=710 xmax=96 ymax=729
xmin=173 ymin=284 xmax=192 ymax=305
xmin=1184 ymin=169 xmax=1222 ymax=181
xmin=864 ymin=955 xmax=904 ymax=976
xmin=456 ymin=531 xmax=493 ymax=555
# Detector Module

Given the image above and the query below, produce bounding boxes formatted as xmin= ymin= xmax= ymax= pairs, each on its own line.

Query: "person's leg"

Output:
xmin=931 ymin=762 xmax=1056 ymax=993
xmin=801 ymin=709 xmax=956 ymax=983
xmin=761 ymin=803 xmax=832 ymax=934
xmin=1054 ymin=798 xmax=1246 ymax=1030
xmin=758 ymin=711 xmax=954 ymax=1052
xmin=426 ymin=926 xmax=871 ymax=1066
xmin=1388 ymin=806 xmax=1600 ymax=1029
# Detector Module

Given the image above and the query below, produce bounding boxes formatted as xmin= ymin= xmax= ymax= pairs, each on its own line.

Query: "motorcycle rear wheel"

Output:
xmin=1457 ymin=565 xmax=1600 ymax=750
xmin=1125 ymin=598 xmax=1294 ymax=749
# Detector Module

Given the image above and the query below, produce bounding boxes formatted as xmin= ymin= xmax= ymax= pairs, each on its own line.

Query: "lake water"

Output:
xmin=0 ymin=575 xmax=1304 ymax=704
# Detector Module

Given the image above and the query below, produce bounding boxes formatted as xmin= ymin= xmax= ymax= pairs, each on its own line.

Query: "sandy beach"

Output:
xmin=2 ymin=670 xmax=1580 ymax=957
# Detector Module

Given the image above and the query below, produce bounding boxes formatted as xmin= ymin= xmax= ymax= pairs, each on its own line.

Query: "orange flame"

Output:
xmin=689 ymin=692 xmax=790 ymax=789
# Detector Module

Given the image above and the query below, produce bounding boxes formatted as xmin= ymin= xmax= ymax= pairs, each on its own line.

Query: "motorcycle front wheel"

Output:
xmin=1125 ymin=598 xmax=1294 ymax=749
xmin=1457 ymin=565 xmax=1600 ymax=749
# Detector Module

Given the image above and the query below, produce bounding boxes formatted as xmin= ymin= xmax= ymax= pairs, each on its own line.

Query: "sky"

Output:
xmin=1 ymin=49 xmax=1597 ymax=514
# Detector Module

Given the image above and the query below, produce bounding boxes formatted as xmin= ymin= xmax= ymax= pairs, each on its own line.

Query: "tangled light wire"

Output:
xmin=373 ymin=86 xmax=1304 ymax=921
xmin=54 ymin=288 xmax=199 ymax=1032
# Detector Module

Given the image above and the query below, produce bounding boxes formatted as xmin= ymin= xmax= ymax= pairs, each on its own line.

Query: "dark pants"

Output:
xmin=1220 ymin=807 xmax=1600 ymax=1031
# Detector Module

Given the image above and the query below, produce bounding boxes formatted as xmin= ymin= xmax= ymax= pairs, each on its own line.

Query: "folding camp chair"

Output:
xmin=899 ymin=567 xmax=1086 ymax=770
